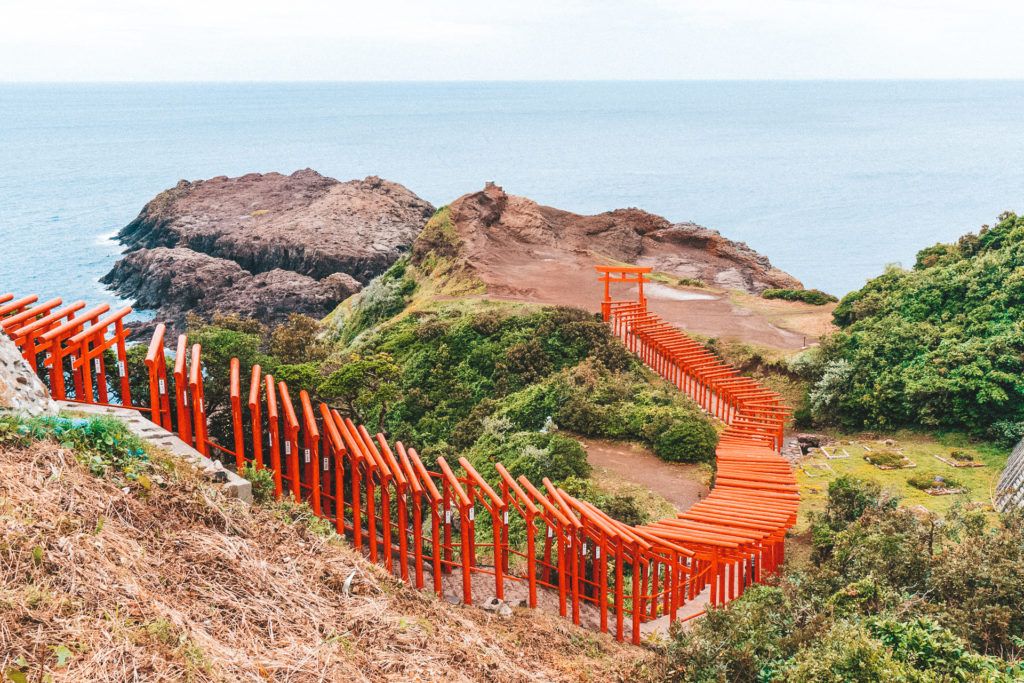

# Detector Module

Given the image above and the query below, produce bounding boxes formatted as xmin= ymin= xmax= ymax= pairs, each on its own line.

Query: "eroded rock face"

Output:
xmin=449 ymin=183 xmax=801 ymax=295
xmin=104 ymin=247 xmax=361 ymax=333
xmin=0 ymin=332 xmax=57 ymax=417
xmin=102 ymin=170 xmax=434 ymax=334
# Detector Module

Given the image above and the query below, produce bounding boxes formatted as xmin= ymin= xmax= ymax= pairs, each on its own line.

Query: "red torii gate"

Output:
xmin=595 ymin=265 xmax=652 ymax=321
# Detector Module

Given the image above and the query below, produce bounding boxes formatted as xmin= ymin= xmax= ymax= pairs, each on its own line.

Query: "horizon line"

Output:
xmin=4 ymin=77 xmax=1024 ymax=85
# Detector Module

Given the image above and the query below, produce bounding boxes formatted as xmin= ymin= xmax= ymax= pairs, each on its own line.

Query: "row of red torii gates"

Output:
xmin=0 ymin=266 xmax=795 ymax=643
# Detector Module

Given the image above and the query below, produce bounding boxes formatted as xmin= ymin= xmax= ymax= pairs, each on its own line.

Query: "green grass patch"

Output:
xmin=796 ymin=432 xmax=1007 ymax=528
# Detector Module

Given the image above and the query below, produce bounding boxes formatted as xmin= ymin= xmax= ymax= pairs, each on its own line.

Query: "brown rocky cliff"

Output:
xmin=102 ymin=170 xmax=434 ymax=333
xmin=448 ymin=183 xmax=801 ymax=296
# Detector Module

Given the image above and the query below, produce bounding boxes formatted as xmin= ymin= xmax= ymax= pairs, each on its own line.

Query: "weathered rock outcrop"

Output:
xmin=449 ymin=183 xmax=801 ymax=296
xmin=0 ymin=332 xmax=56 ymax=417
xmin=104 ymin=247 xmax=361 ymax=331
xmin=102 ymin=170 xmax=434 ymax=332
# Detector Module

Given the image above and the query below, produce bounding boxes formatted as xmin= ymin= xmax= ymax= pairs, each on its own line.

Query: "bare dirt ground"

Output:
xmin=476 ymin=249 xmax=833 ymax=352
xmin=577 ymin=436 xmax=710 ymax=512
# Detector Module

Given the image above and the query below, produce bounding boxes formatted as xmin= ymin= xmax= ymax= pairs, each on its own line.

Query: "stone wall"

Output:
xmin=996 ymin=438 xmax=1024 ymax=512
xmin=0 ymin=332 xmax=57 ymax=417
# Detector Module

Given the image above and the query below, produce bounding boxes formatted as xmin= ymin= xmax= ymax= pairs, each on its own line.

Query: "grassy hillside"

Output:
xmin=0 ymin=414 xmax=658 ymax=682
xmin=808 ymin=211 xmax=1024 ymax=443
xmin=176 ymin=207 xmax=716 ymax=528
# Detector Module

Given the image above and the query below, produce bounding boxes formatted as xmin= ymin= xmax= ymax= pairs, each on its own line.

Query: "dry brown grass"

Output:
xmin=0 ymin=440 xmax=659 ymax=682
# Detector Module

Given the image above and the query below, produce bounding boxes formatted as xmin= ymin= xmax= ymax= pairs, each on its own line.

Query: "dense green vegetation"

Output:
xmin=322 ymin=304 xmax=717 ymax=468
xmin=761 ymin=288 xmax=838 ymax=306
xmin=669 ymin=476 xmax=1024 ymax=682
xmin=806 ymin=212 xmax=1024 ymax=443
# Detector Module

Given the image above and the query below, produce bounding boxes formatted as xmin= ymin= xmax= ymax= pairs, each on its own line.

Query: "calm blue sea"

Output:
xmin=2 ymin=81 xmax=1023 ymax=306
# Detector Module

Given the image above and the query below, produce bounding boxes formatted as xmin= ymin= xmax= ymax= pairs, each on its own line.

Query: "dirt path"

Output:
xmin=577 ymin=436 xmax=710 ymax=512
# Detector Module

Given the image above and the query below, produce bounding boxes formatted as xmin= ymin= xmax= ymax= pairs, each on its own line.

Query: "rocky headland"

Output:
xmin=408 ymin=182 xmax=812 ymax=349
xmin=103 ymin=172 xmax=808 ymax=346
xmin=446 ymin=182 xmax=801 ymax=298
xmin=102 ymin=169 xmax=435 ymax=333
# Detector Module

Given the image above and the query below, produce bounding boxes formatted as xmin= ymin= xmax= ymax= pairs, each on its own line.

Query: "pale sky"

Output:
xmin=2 ymin=0 xmax=1023 ymax=81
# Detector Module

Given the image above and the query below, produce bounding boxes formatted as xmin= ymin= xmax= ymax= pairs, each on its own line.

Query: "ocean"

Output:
xmin=2 ymin=81 xmax=1023 ymax=306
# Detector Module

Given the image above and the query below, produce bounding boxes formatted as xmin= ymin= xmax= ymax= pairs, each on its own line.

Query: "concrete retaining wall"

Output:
xmin=56 ymin=401 xmax=252 ymax=503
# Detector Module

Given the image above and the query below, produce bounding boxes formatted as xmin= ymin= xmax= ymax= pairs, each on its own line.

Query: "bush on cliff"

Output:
xmin=761 ymin=288 xmax=838 ymax=306
xmin=808 ymin=211 xmax=1024 ymax=442
xmin=334 ymin=256 xmax=418 ymax=343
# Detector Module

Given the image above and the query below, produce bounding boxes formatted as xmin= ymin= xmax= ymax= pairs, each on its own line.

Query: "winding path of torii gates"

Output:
xmin=0 ymin=266 xmax=795 ymax=644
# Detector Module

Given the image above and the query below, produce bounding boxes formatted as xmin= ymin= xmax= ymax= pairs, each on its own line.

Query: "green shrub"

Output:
xmin=334 ymin=256 xmax=418 ymax=343
xmin=908 ymin=475 xmax=962 ymax=491
xmin=241 ymin=462 xmax=276 ymax=503
xmin=268 ymin=313 xmax=328 ymax=364
xmin=949 ymin=449 xmax=974 ymax=462
xmin=762 ymin=288 xmax=838 ymax=305
xmin=334 ymin=305 xmax=715 ymax=466
xmin=781 ymin=621 xmax=908 ymax=682
xmin=651 ymin=419 xmax=718 ymax=463
xmin=864 ymin=450 xmax=905 ymax=468
xmin=667 ymin=585 xmax=796 ymax=682
xmin=812 ymin=476 xmax=898 ymax=561
xmin=464 ymin=428 xmax=591 ymax=485
xmin=865 ymin=617 xmax=1017 ymax=681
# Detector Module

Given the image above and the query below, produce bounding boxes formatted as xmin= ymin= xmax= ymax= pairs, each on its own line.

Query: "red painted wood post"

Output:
xmin=340 ymin=418 xmax=377 ymax=563
xmin=145 ymin=324 xmax=167 ymax=426
xmin=366 ymin=462 xmax=379 ymax=563
xmin=358 ymin=425 xmax=391 ymax=572
xmin=229 ymin=358 xmax=245 ymax=470
xmin=545 ymin=480 xmax=582 ymax=624
xmin=331 ymin=416 xmax=361 ymax=548
xmin=247 ymin=365 xmax=263 ymax=470
xmin=459 ymin=457 xmax=505 ymax=601
xmin=598 ymin=531 xmax=609 ymax=633
xmin=189 ymin=344 xmax=208 ymax=456
xmin=320 ymin=404 xmax=345 ymax=534
xmin=173 ymin=334 xmax=193 ymax=445
xmin=299 ymin=390 xmax=321 ymax=516
xmin=378 ymin=436 xmax=412 ymax=581
xmin=277 ymin=382 xmax=301 ymax=503
xmin=114 ymin=317 xmax=133 ymax=407
xmin=264 ymin=375 xmax=283 ymax=499
xmin=407 ymin=448 xmax=442 ymax=596
xmin=396 ymin=442 xmax=424 ymax=584
xmin=438 ymin=457 xmax=472 ymax=605
xmin=615 ymin=537 xmax=626 ymax=642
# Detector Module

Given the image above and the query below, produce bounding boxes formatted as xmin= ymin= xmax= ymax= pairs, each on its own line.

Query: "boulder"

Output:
xmin=0 ymin=332 xmax=57 ymax=417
